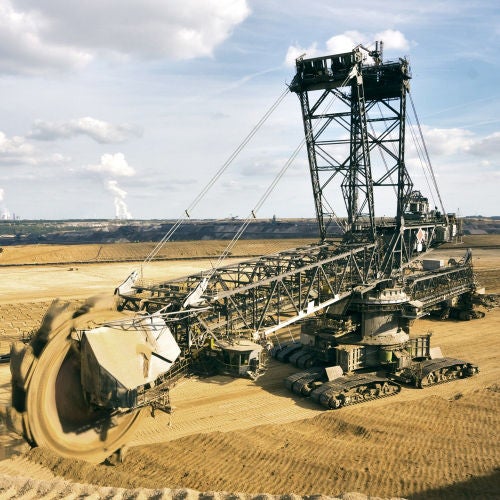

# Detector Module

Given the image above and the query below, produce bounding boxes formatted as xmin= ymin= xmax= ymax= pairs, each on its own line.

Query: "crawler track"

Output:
xmin=311 ymin=374 xmax=401 ymax=409
xmin=286 ymin=370 xmax=401 ymax=409
xmin=417 ymin=358 xmax=479 ymax=388
xmin=285 ymin=367 xmax=325 ymax=396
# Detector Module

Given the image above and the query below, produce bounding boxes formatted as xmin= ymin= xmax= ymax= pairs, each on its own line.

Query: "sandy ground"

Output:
xmin=0 ymin=239 xmax=499 ymax=499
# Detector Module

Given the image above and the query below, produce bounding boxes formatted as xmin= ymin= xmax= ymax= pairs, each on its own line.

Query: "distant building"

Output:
xmin=1 ymin=209 xmax=12 ymax=220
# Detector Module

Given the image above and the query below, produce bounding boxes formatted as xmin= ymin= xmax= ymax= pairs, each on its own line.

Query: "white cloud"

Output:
xmin=0 ymin=0 xmax=92 ymax=75
xmin=414 ymin=126 xmax=475 ymax=156
xmin=284 ymin=43 xmax=319 ymax=66
xmin=374 ymin=29 xmax=410 ymax=51
xmin=326 ymin=31 xmax=365 ymax=54
xmin=0 ymin=130 xmax=72 ymax=166
xmin=0 ymin=131 xmax=35 ymax=164
xmin=411 ymin=126 xmax=500 ymax=162
xmin=49 ymin=153 xmax=70 ymax=164
xmin=0 ymin=1 xmax=497 ymax=219
xmin=406 ymin=127 xmax=499 ymax=191
xmin=86 ymin=153 xmax=135 ymax=177
xmin=0 ymin=187 xmax=4 ymax=201
xmin=465 ymin=131 xmax=500 ymax=157
xmin=285 ymin=29 xmax=411 ymax=66
xmin=2 ymin=0 xmax=250 ymax=75
xmin=29 ymin=117 xmax=142 ymax=144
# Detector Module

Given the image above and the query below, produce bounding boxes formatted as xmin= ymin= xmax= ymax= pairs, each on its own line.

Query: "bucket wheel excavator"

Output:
xmin=10 ymin=42 xmax=484 ymax=462
xmin=11 ymin=299 xmax=141 ymax=463
xmin=10 ymin=295 xmax=183 ymax=463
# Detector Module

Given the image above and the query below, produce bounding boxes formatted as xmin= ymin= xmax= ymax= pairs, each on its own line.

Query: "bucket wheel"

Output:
xmin=10 ymin=297 xmax=144 ymax=464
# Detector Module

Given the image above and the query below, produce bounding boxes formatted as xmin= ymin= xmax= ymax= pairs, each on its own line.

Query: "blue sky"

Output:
xmin=0 ymin=0 xmax=498 ymax=220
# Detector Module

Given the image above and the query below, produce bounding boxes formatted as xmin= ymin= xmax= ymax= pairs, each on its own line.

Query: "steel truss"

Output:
xmin=116 ymin=46 xmax=474 ymax=372
xmin=404 ymin=264 xmax=475 ymax=309
xmin=288 ymin=47 xmax=454 ymax=275
xmin=117 ymin=242 xmax=379 ymax=347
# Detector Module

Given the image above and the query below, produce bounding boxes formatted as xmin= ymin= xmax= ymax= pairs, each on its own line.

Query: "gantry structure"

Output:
xmin=116 ymin=44 xmax=472 ymax=368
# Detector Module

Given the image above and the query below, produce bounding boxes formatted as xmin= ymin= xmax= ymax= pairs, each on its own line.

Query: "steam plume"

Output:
xmin=106 ymin=180 xmax=132 ymax=219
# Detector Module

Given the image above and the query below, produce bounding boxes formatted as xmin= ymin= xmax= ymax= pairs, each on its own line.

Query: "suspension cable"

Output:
xmin=209 ymin=70 xmax=355 ymax=273
xmin=406 ymin=113 xmax=437 ymax=208
xmin=141 ymin=86 xmax=291 ymax=269
xmin=408 ymin=92 xmax=448 ymax=222
xmin=208 ymin=134 xmax=306 ymax=274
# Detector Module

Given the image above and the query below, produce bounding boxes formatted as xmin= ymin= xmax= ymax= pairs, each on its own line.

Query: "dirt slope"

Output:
xmin=0 ymin=239 xmax=499 ymax=499
xmin=2 ymin=307 xmax=499 ymax=498
xmin=26 ymin=386 xmax=499 ymax=498
xmin=0 ymin=240 xmax=314 ymax=265
xmin=0 ymin=472 xmax=400 ymax=500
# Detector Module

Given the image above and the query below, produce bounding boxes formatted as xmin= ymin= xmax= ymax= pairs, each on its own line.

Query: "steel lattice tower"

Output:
xmin=289 ymin=45 xmax=417 ymax=272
